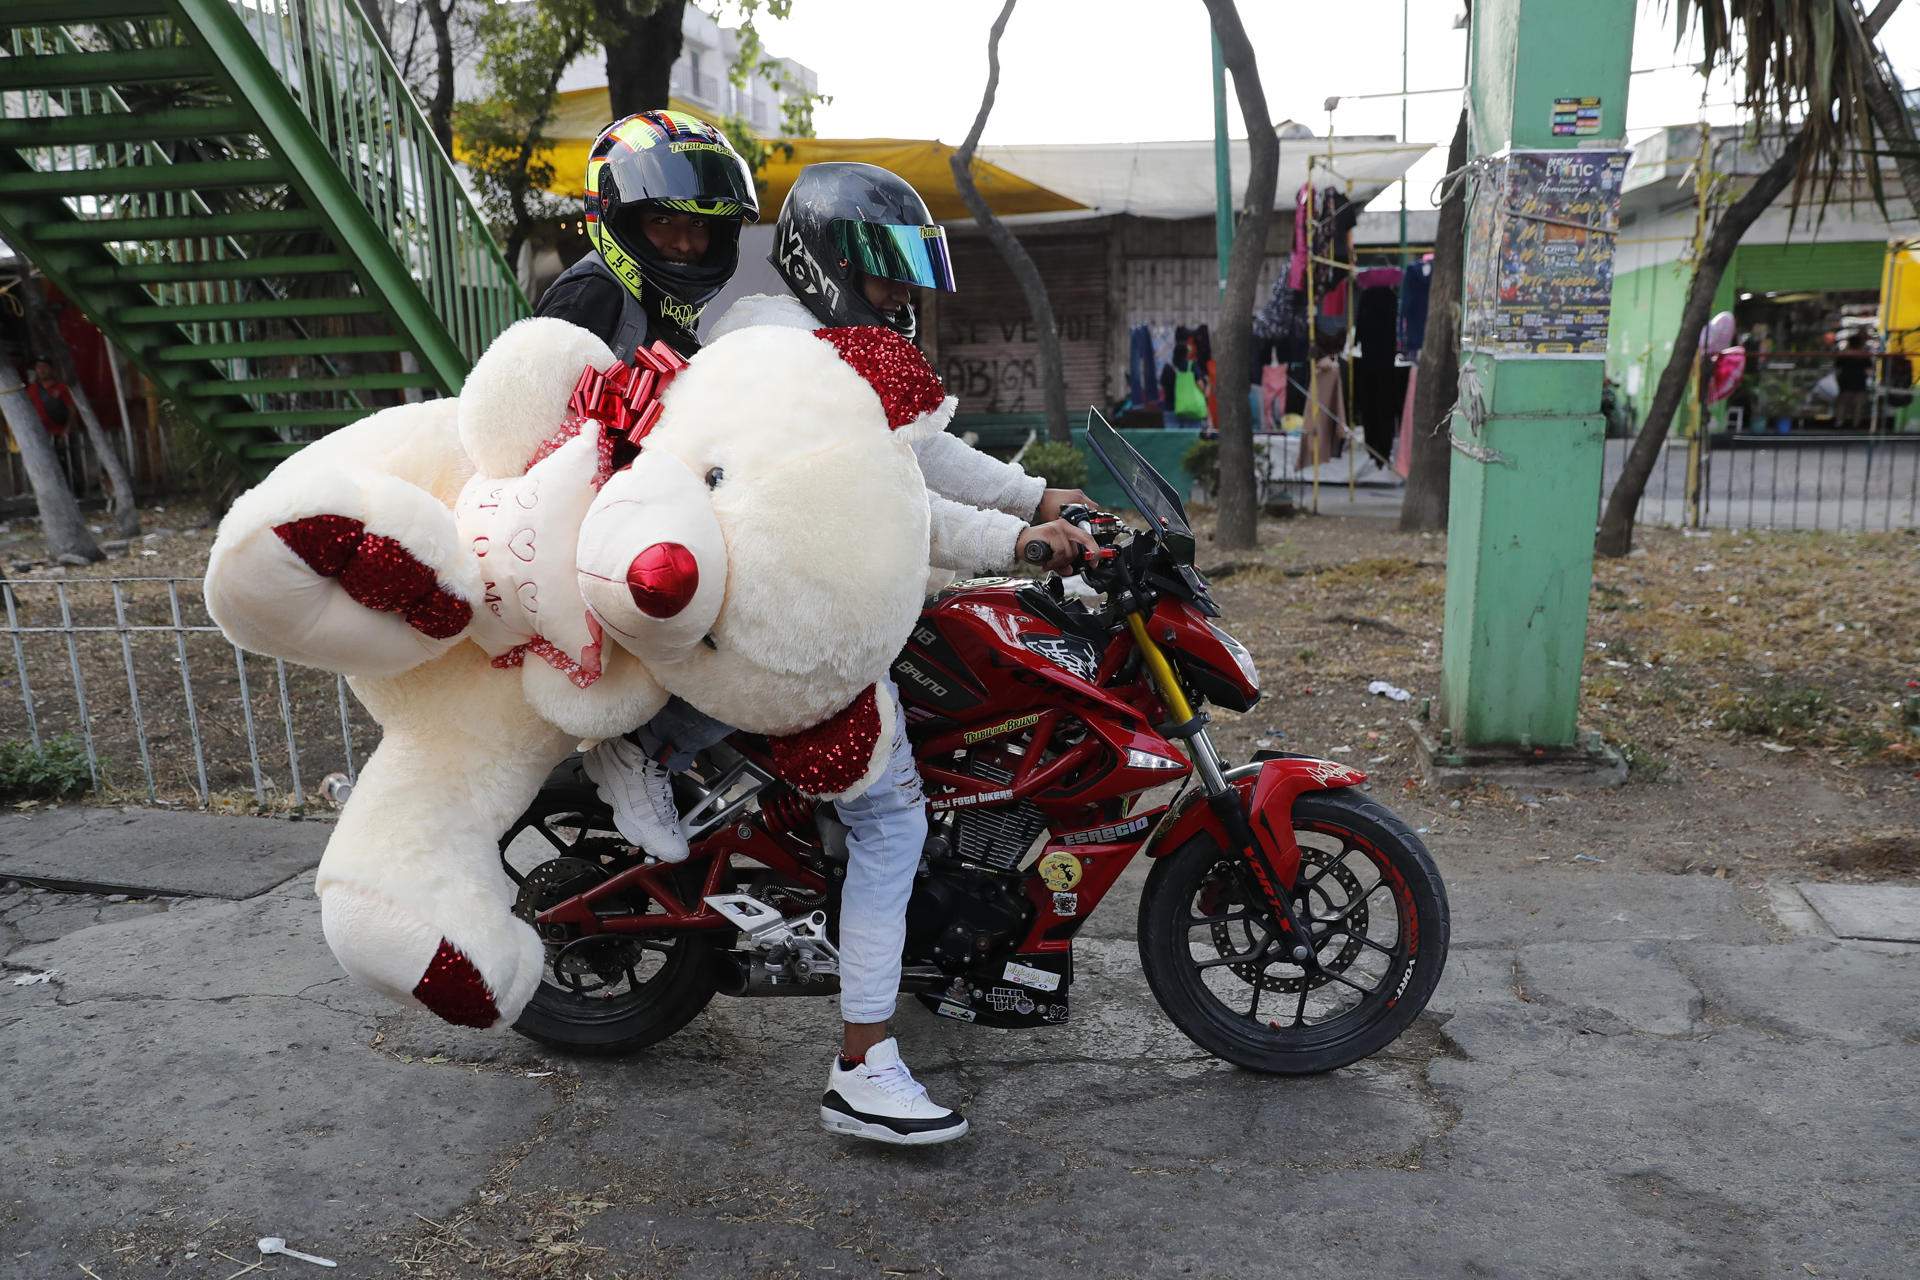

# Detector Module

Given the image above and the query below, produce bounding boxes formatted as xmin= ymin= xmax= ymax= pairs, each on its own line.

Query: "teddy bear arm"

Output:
xmin=205 ymin=456 xmax=485 ymax=678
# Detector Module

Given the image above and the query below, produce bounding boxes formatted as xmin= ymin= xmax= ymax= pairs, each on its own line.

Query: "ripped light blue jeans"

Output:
xmin=832 ymin=681 xmax=927 ymax=1024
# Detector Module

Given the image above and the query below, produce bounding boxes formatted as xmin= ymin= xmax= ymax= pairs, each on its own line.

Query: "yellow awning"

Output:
xmin=456 ymin=86 xmax=1088 ymax=222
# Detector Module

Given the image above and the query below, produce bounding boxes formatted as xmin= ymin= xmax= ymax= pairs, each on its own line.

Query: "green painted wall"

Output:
xmin=1606 ymin=239 xmax=1891 ymax=431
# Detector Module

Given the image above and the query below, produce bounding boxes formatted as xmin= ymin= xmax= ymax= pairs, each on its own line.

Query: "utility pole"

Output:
xmin=1398 ymin=0 xmax=1408 ymax=264
xmin=1418 ymin=0 xmax=1636 ymax=787
xmin=1211 ymin=30 xmax=1232 ymax=298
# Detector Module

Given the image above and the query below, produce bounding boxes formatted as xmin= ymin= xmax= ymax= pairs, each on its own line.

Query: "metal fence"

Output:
xmin=1601 ymin=432 xmax=1920 ymax=532
xmin=0 ymin=575 xmax=370 ymax=809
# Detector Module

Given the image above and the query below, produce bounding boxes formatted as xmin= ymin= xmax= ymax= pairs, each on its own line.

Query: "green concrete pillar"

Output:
xmin=1436 ymin=0 xmax=1636 ymax=758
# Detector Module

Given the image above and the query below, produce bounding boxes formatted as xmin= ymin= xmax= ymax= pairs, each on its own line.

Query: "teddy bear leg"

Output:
xmin=206 ymin=465 xmax=481 ymax=679
xmin=314 ymin=707 xmax=575 ymax=1030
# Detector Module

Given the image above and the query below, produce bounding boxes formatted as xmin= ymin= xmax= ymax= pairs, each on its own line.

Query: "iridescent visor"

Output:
xmin=834 ymin=220 xmax=957 ymax=292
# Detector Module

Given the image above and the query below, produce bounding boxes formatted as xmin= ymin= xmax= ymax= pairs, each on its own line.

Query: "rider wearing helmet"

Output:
xmin=536 ymin=110 xmax=758 ymax=359
xmin=715 ymin=161 xmax=1094 ymax=573
xmin=539 ymin=112 xmax=757 ymax=885
xmin=702 ymin=163 xmax=1094 ymax=1147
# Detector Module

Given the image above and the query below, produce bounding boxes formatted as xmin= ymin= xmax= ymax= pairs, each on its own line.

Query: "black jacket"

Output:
xmin=535 ymin=253 xmax=697 ymax=364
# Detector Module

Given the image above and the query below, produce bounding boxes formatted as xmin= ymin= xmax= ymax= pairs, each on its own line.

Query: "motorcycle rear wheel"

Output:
xmin=1138 ymin=788 xmax=1448 ymax=1075
xmin=499 ymin=777 xmax=720 ymax=1056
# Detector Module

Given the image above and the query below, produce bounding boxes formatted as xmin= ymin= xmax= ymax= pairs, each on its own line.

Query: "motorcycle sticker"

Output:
xmin=1002 ymin=960 xmax=1061 ymax=992
xmin=1021 ymin=633 xmax=1102 ymax=683
xmin=985 ymin=987 xmax=1035 ymax=1016
xmin=1043 ymin=1003 xmax=1070 ymax=1024
xmin=933 ymin=1001 xmax=977 ymax=1023
xmin=1057 ymin=813 xmax=1153 ymax=846
xmin=1052 ymin=891 xmax=1079 ymax=917
xmin=929 ymin=787 xmax=1014 ymax=812
xmin=963 ymin=712 xmax=1041 ymax=745
xmin=1037 ymin=850 xmax=1084 ymax=892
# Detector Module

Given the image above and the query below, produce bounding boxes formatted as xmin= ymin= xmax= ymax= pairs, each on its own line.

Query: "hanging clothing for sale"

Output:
xmin=1355 ymin=284 xmax=1403 ymax=462
xmin=1127 ymin=324 xmax=1159 ymax=408
xmin=1399 ymin=256 xmax=1433 ymax=357
xmin=1253 ymin=274 xmax=1310 ymax=364
xmin=1310 ymin=188 xmax=1358 ymax=300
xmin=1297 ymin=354 xmax=1345 ymax=469
xmin=1288 ymin=184 xmax=1311 ymax=292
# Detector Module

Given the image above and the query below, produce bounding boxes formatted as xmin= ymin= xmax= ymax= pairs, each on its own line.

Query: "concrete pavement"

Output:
xmin=1 ymin=809 xmax=1916 ymax=1280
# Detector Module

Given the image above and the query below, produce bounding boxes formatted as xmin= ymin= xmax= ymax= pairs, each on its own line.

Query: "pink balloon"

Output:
xmin=1699 ymin=311 xmax=1736 ymax=353
xmin=1706 ymin=346 xmax=1746 ymax=404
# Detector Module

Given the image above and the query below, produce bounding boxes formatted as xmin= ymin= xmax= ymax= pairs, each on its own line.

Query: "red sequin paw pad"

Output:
xmin=410 ymin=938 xmax=499 ymax=1029
xmin=768 ymin=685 xmax=883 ymax=796
xmin=274 ymin=515 xmax=473 ymax=640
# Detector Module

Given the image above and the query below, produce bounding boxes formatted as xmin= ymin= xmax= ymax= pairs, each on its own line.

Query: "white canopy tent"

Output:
xmin=976 ymin=136 xmax=1432 ymax=221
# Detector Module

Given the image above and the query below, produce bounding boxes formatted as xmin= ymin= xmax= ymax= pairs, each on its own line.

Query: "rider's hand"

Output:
xmin=1017 ymin=519 xmax=1100 ymax=574
xmin=1034 ymin=487 xmax=1093 ymax=524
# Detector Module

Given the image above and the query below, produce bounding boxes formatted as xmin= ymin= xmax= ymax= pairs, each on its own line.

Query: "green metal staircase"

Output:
xmin=0 ymin=0 xmax=528 ymax=470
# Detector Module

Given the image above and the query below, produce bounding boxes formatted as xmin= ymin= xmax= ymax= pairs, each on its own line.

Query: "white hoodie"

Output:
xmin=709 ymin=292 xmax=1045 ymax=574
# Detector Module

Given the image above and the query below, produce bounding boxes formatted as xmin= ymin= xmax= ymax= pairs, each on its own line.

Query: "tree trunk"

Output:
xmin=1199 ymin=0 xmax=1279 ymax=551
xmin=1595 ymin=129 xmax=1806 ymax=557
xmin=1840 ymin=0 xmax=1920 ymax=213
xmin=0 ymin=371 xmax=103 ymax=563
xmin=352 ymin=0 xmax=393 ymax=55
xmin=425 ymin=0 xmax=456 ymax=155
xmin=505 ymin=29 xmax=589 ymax=266
xmin=18 ymin=278 xmax=140 ymax=537
xmin=950 ymin=0 xmax=1069 ymax=442
xmin=602 ymin=0 xmax=684 ymax=118
xmin=1399 ymin=107 xmax=1468 ymax=533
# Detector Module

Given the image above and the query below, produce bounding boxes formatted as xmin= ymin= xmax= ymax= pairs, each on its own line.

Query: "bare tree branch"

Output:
xmin=1199 ymin=0 xmax=1279 ymax=548
xmin=950 ymin=0 xmax=1070 ymax=442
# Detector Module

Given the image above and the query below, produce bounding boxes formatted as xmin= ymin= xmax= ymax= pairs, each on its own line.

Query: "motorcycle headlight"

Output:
xmin=1206 ymin=622 xmax=1259 ymax=691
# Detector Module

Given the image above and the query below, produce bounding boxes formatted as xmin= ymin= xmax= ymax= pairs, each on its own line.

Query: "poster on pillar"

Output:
xmin=1461 ymin=149 xmax=1627 ymax=358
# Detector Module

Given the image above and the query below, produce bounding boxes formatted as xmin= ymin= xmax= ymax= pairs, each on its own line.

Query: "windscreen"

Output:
xmin=1083 ymin=409 xmax=1196 ymax=564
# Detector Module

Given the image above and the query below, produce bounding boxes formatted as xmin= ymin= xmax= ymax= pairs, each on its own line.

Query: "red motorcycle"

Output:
xmin=500 ymin=414 xmax=1448 ymax=1074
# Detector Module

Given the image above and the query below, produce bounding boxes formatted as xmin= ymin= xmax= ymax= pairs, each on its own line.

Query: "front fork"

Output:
xmin=1125 ymin=611 xmax=1322 ymax=970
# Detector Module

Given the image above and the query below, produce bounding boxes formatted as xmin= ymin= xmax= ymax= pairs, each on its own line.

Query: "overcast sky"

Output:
xmin=734 ymin=0 xmax=1920 ymax=212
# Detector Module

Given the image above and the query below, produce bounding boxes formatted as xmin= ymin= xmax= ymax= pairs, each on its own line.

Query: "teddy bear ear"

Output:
xmin=459 ymin=318 xmax=617 ymax=476
xmin=810 ymin=326 xmax=956 ymax=445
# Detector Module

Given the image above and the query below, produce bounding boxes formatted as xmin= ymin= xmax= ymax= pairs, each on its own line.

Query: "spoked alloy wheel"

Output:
xmin=1139 ymin=789 xmax=1449 ymax=1074
xmin=499 ymin=789 xmax=719 ymax=1055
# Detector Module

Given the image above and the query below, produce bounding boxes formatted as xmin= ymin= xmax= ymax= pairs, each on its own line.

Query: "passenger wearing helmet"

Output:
xmin=700 ymin=163 xmax=1093 ymax=1147
xmin=536 ymin=110 xmax=757 ymax=359
xmin=538 ymin=111 xmax=757 ymax=868
xmin=712 ymin=161 xmax=1095 ymax=576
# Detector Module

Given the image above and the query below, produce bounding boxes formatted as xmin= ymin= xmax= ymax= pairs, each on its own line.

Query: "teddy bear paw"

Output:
xmin=318 ymin=880 xmax=547 ymax=1029
xmin=275 ymin=514 xmax=474 ymax=640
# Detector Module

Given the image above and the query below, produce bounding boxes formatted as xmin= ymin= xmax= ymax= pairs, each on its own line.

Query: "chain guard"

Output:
xmin=512 ymin=856 xmax=650 ymax=985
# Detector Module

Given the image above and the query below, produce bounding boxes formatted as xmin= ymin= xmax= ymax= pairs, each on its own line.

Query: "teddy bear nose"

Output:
xmin=626 ymin=542 xmax=700 ymax=618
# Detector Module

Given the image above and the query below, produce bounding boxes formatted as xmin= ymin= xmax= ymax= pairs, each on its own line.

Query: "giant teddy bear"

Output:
xmin=204 ymin=318 xmax=948 ymax=1030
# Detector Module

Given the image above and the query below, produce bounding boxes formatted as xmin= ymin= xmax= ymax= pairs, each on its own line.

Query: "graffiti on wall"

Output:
xmin=937 ymin=312 xmax=1102 ymax=413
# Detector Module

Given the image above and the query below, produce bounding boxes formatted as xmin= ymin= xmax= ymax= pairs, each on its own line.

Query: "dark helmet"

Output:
xmin=770 ymin=162 xmax=955 ymax=340
xmin=585 ymin=110 xmax=759 ymax=348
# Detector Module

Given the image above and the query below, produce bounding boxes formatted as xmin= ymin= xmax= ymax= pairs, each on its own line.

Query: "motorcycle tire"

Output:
xmin=1138 ymin=788 xmax=1449 ymax=1075
xmin=501 ymin=783 xmax=720 ymax=1057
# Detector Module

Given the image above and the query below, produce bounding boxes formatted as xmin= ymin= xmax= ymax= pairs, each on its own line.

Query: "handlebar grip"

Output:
xmin=1021 ymin=538 xmax=1053 ymax=566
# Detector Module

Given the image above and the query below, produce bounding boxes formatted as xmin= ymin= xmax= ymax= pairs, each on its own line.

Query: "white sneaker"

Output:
xmin=819 ymin=1038 xmax=968 ymax=1146
xmin=582 ymin=737 xmax=689 ymax=863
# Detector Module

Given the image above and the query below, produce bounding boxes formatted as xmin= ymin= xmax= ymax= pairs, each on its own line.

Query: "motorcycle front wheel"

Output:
xmin=498 ymin=769 xmax=720 ymax=1056
xmin=1138 ymin=788 xmax=1449 ymax=1075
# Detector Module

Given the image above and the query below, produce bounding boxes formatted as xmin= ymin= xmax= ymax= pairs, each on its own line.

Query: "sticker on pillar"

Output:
xmin=1551 ymin=97 xmax=1602 ymax=137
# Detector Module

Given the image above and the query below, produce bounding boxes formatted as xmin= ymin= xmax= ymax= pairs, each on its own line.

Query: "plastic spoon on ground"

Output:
xmin=256 ymin=1237 xmax=337 ymax=1268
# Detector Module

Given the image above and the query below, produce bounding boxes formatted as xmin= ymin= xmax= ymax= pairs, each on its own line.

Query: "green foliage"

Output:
xmin=0 ymin=736 xmax=93 ymax=802
xmin=1020 ymin=441 xmax=1088 ymax=491
xmin=1184 ymin=436 xmax=1267 ymax=496
xmin=455 ymin=0 xmax=597 ymax=254
xmin=1717 ymin=678 xmax=1833 ymax=740
xmin=1618 ymin=740 xmax=1673 ymax=782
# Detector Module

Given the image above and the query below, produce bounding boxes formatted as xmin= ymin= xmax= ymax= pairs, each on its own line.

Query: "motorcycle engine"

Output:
xmin=905 ymin=862 xmax=1035 ymax=974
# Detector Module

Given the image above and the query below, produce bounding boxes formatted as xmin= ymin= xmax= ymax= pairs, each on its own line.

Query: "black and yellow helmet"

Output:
xmin=585 ymin=111 xmax=758 ymax=346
